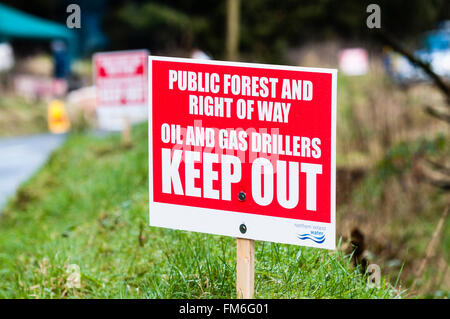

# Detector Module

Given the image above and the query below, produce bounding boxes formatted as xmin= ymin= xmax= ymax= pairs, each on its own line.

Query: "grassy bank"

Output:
xmin=0 ymin=123 xmax=399 ymax=298
xmin=334 ymin=69 xmax=449 ymax=298
xmin=0 ymin=95 xmax=47 ymax=137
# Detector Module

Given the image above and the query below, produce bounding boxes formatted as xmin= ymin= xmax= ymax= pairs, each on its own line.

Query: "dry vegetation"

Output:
xmin=288 ymin=46 xmax=449 ymax=297
xmin=0 ymin=95 xmax=48 ymax=137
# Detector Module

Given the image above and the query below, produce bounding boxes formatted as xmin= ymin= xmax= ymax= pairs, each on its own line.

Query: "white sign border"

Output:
xmin=148 ymin=56 xmax=337 ymax=250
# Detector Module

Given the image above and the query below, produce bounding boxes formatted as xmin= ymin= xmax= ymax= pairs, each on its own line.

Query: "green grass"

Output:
xmin=0 ymin=123 xmax=400 ymax=298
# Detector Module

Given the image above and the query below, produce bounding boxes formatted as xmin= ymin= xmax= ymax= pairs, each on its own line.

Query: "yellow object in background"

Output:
xmin=48 ymin=99 xmax=71 ymax=134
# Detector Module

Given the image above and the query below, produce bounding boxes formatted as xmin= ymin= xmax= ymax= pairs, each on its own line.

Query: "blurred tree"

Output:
xmin=102 ymin=0 xmax=449 ymax=62
xmin=103 ymin=1 xmax=212 ymax=54
xmin=3 ymin=0 xmax=450 ymax=62
xmin=1 ymin=0 xmax=63 ymax=21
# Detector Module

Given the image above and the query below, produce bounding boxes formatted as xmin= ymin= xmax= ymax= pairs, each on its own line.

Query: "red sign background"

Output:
xmin=151 ymin=59 xmax=333 ymax=224
xmin=94 ymin=50 xmax=148 ymax=107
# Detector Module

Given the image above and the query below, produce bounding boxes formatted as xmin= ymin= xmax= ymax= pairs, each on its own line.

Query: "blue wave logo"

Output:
xmin=298 ymin=233 xmax=325 ymax=244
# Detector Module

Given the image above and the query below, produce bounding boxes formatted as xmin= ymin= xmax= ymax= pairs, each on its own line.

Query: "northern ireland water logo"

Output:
xmin=297 ymin=231 xmax=325 ymax=244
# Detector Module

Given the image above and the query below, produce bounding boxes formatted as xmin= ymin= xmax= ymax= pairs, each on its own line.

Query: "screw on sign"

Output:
xmin=148 ymin=56 xmax=337 ymax=298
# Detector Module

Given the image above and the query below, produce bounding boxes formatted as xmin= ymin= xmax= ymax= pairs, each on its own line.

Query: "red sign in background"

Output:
xmin=94 ymin=50 xmax=148 ymax=107
xmin=151 ymin=59 xmax=333 ymax=224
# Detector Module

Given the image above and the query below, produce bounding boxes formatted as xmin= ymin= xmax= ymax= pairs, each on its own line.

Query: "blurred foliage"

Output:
xmin=352 ymin=134 xmax=449 ymax=211
xmin=377 ymin=135 xmax=447 ymax=179
xmin=0 ymin=96 xmax=47 ymax=137
xmin=102 ymin=0 xmax=450 ymax=61
xmin=103 ymin=2 xmax=210 ymax=53
xmin=2 ymin=0 xmax=450 ymax=61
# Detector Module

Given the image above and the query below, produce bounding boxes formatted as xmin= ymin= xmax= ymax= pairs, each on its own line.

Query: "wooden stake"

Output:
xmin=226 ymin=0 xmax=240 ymax=61
xmin=122 ymin=116 xmax=131 ymax=146
xmin=236 ymin=238 xmax=254 ymax=298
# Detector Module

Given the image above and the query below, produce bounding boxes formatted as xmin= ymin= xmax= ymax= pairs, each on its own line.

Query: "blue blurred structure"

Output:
xmin=384 ymin=21 xmax=450 ymax=84
xmin=66 ymin=0 xmax=108 ymax=56
xmin=0 ymin=3 xmax=77 ymax=57
xmin=0 ymin=2 xmax=108 ymax=75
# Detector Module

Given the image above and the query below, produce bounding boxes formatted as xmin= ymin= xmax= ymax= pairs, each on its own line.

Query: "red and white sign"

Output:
xmin=93 ymin=50 xmax=149 ymax=130
xmin=149 ymin=56 xmax=337 ymax=249
xmin=338 ymin=48 xmax=369 ymax=76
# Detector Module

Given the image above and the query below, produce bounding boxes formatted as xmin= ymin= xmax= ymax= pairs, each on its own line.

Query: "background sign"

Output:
xmin=338 ymin=48 xmax=369 ymax=76
xmin=149 ymin=56 xmax=337 ymax=249
xmin=94 ymin=50 xmax=149 ymax=130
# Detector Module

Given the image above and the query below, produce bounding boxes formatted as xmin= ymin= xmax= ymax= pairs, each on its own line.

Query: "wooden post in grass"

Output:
xmin=122 ymin=116 xmax=131 ymax=146
xmin=236 ymin=238 xmax=254 ymax=298
xmin=227 ymin=0 xmax=251 ymax=299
